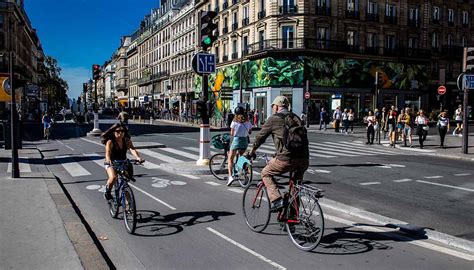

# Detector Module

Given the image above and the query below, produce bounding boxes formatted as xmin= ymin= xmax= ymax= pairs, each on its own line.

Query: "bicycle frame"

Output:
xmin=277 ymin=179 xmax=300 ymax=224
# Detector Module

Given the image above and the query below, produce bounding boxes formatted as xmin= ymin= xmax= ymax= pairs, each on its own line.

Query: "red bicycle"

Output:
xmin=242 ymin=170 xmax=325 ymax=251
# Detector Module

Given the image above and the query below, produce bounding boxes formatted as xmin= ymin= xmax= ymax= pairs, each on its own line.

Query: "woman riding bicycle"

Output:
xmin=227 ymin=106 xmax=252 ymax=186
xmin=101 ymin=123 xmax=144 ymax=200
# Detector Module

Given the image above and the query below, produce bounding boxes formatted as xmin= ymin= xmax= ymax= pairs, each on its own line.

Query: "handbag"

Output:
xmin=422 ymin=125 xmax=429 ymax=131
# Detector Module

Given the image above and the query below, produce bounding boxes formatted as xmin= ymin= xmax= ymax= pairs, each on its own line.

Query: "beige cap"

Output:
xmin=271 ymin=96 xmax=290 ymax=107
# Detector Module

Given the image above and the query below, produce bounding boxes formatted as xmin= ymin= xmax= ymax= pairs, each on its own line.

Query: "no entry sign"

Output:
xmin=437 ymin=86 xmax=446 ymax=95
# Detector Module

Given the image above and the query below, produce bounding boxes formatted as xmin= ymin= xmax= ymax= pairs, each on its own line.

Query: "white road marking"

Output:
xmin=179 ymin=173 xmax=200 ymax=179
xmin=454 ymin=173 xmax=471 ymax=177
xmin=377 ymin=165 xmax=392 ymax=169
xmin=140 ymin=149 xmax=183 ymax=163
xmin=323 ymin=214 xmax=474 ymax=261
xmin=388 ymin=164 xmax=406 ymax=168
xmin=314 ymin=169 xmax=331 ymax=173
xmin=424 ymin=176 xmax=443 ymax=179
xmin=56 ymin=155 xmax=91 ymax=177
xmin=228 ymin=188 xmax=244 ymax=194
xmin=8 ymin=158 xmax=31 ymax=173
xmin=393 ymin=179 xmax=413 ymax=183
xmin=83 ymin=153 xmax=104 ymax=167
xmin=161 ymin=148 xmax=200 ymax=160
xmin=183 ymin=147 xmax=217 ymax=155
xmin=205 ymin=181 xmax=222 ymax=186
xmin=319 ymin=141 xmax=398 ymax=155
xmin=81 ymin=137 xmax=102 ymax=146
xmin=415 ymin=180 xmax=474 ymax=192
xmin=177 ymin=136 xmax=195 ymax=141
xmin=253 ymin=170 xmax=261 ymax=175
xmin=260 ymin=144 xmax=336 ymax=158
xmin=307 ymin=145 xmax=360 ymax=157
xmin=359 ymin=182 xmax=381 ymax=186
xmin=206 ymin=227 xmax=287 ymax=270
xmin=86 ymin=185 xmax=102 ymax=190
xmin=170 ymin=181 xmax=187 ymax=186
xmin=129 ymin=183 xmax=176 ymax=210
xmin=56 ymin=139 xmax=64 ymax=145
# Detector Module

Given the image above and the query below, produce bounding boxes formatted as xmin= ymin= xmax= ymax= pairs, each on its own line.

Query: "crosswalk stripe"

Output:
xmin=332 ymin=141 xmax=399 ymax=155
xmin=7 ymin=158 xmax=31 ymax=173
xmin=309 ymin=142 xmax=379 ymax=155
xmin=140 ymin=149 xmax=183 ymax=163
xmin=56 ymin=155 xmax=91 ymax=177
xmin=259 ymin=144 xmax=336 ymax=158
xmin=308 ymin=144 xmax=371 ymax=157
xmin=161 ymin=148 xmax=200 ymax=160
xmin=316 ymin=141 xmax=397 ymax=155
xmin=83 ymin=153 xmax=161 ymax=170
xmin=183 ymin=147 xmax=218 ymax=155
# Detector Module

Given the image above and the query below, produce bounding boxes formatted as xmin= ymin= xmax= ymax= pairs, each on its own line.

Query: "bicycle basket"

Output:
xmin=211 ymin=133 xmax=231 ymax=150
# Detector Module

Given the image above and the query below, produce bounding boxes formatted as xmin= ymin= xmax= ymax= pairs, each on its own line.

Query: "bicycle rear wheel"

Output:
xmin=209 ymin=153 xmax=228 ymax=181
xmin=238 ymin=163 xmax=253 ymax=188
xmin=286 ymin=193 xmax=324 ymax=251
xmin=122 ymin=186 xmax=137 ymax=234
xmin=108 ymin=184 xmax=120 ymax=219
xmin=242 ymin=183 xmax=270 ymax=232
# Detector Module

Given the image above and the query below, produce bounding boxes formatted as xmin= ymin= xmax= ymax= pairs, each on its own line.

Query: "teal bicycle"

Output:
xmin=209 ymin=133 xmax=253 ymax=188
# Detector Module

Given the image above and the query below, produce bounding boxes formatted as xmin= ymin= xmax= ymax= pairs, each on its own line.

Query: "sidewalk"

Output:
xmin=0 ymin=146 xmax=109 ymax=270
xmin=308 ymin=124 xmax=474 ymax=162
xmin=130 ymin=118 xmax=230 ymax=131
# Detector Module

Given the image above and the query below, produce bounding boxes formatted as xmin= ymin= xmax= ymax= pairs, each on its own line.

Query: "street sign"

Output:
xmin=464 ymin=74 xmax=474 ymax=90
xmin=3 ymin=78 xmax=11 ymax=95
xmin=192 ymin=53 xmax=216 ymax=74
xmin=304 ymin=91 xmax=311 ymax=99
xmin=437 ymin=85 xmax=446 ymax=95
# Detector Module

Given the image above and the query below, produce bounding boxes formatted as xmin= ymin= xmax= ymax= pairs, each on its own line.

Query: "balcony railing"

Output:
xmin=258 ymin=10 xmax=266 ymax=19
xmin=345 ymin=45 xmax=360 ymax=54
xmin=366 ymin=13 xmax=379 ymax=22
xmin=432 ymin=18 xmax=440 ymax=24
xmin=441 ymin=45 xmax=464 ymax=58
xmin=407 ymin=18 xmax=419 ymax=27
xmin=232 ymin=52 xmax=238 ymax=59
xmin=315 ymin=6 xmax=331 ymax=16
xmin=223 ymin=27 xmax=228 ymax=34
xmin=345 ymin=10 xmax=360 ymax=19
xmin=400 ymin=48 xmax=432 ymax=59
xmin=462 ymin=23 xmax=469 ymax=28
xmin=279 ymin=5 xmax=298 ymax=14
xmin=242 ymin=18 xmax=249 ymax=26
xmin=115 ymin=84 xmax=128 ymax=90
xmin=232 ymin=0 xmax=239 ymax=5
xmin=385 ymin=16 xmax=398 ymax=24
xmin=243 ymin=48 xmax=249 ymax=56
xmin=214 ymin=6 xmax=219 ymax=13
xmin=383 ymin=47 xmax=398 ymax=56
xmin=223 ymin=55 xmax=228 ymax=62
xmin=448 ymin=21 xmax=454 ymax=26
xmin=365 ymin=46 xmax=379 ymax=55
xmin=232 ymin=23 xmax=238 ymax=31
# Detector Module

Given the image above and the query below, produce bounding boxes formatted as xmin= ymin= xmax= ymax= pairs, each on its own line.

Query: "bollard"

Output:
xmin=150 ymin=116 xmax=153 ymax=125
xmin=138 ymin=115 xmax=141 ymax=122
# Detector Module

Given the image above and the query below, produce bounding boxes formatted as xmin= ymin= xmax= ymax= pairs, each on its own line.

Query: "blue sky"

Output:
xmin=25 ymin=0 xmax=159 ymax=99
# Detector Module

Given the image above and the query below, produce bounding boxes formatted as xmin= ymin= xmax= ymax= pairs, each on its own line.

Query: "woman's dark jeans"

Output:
xmin=438 ymin=126 xmax=447 ymax=146
xmin=367 ymin=125 xmax=375 ymax=143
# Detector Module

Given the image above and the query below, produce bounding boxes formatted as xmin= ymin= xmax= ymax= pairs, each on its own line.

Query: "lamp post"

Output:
xmin=231 ymin=31 xmax=244 ymax=103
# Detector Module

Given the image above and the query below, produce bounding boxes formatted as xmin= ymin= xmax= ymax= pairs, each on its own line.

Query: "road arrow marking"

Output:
xmin=359 ymin=182 xmax=381 ymax=186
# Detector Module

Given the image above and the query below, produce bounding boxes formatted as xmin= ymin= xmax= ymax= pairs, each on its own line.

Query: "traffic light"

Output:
xmin=199 ymin=11 xmax=218 ymax=51
xmin=83 ymin=83 xmax=88 ymax=93
xmin=207 ymin=100 xmax=215 ymax=118
xmin=92 ymin=64 xmax=100 ymax=80
xmin=196 ymin=100 xmax=207 ymax=118
xmin=465 ymin=47 xmax=474 ymax=74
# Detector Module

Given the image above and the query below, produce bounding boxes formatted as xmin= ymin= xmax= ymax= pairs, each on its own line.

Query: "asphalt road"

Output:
xmin=35 ymin=122 xmax=473 ymax=269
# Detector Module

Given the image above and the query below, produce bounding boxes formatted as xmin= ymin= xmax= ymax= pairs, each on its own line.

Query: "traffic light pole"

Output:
xmin=10 ymin=50 xmax=19 ymax=178
xmin=462 ymin=48 xmax=470 ymax=154
xmin=197 ymin=74 xmax=211 ymax=165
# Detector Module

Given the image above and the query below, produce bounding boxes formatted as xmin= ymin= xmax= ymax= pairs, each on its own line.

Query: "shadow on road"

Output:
xmin=133 ymin=210 xmax=235 ymax=237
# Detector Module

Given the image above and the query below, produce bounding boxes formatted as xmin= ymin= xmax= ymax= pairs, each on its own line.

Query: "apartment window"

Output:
xmin=0 ymin=14 xmax=3 ymax=29
xmin=432 ymin=32 xmax=439 ymax=49
xmin=223 ymin=43 xmax=227 ymax=57
xmin=243 ymin=36 xmax=248 ymax=54
xmin=409 ymin=7 xmax=419 ymax=22
xmin=367 ymin=1 xmax=377 ymax=14
xmin=0 ymin=32 xmax=4 ymax=50
xmin=282 ymin=25 xmax=294 ymax=48
xmin=260 ymin=0 xmax=265 ymax=12
xmin=215 ymin=0 xmax=219 ymax=12
xmin=232 ymin=12 xmax=238 ymax=30
xmin=243 ymin=6 xmax=249 ymax=19
xmin=447 ymin=34 xmax=454 ymax=46
xmin=448 ymin=9 xmax=454 ymax=24
xmin=385 ymin=35 xmax=396 ymax=49
xmin=462 ymin=11 xmax=469 ymax=25
xmin=317 ymin=0 xmax=330 ymax=7
xmin=462 ymin=36 xmax=467 ymax=47
xmin=367 ymin=32 xmax=378 ymax=47
xmin=408 ymin=37 xmax=419 ymax=49
xmin=347 ymin=0 xmax=358 ymax=12
xmin=317 ymin=27 xmax=329 ymax=40
xmin=259 ymin=30 xmax=265 ymax=50
xmin=347 ymin=31 xmax=357 ymax=46
xmin=432 ymin=6 xmax=440 ymax=22
xmin=386 ymin=4 xmax=396 ymax=17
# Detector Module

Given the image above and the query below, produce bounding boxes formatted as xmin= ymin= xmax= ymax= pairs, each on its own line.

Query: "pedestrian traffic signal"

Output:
xmin=199 ymin=11 xmax=218 ymax=51
xmin=92 ymin=64 xmax=100 ymax=80
xmin=465 ymin=47 xmax=474 ymax=74
xmin=83 ymin=83 xmax=88 ymax=93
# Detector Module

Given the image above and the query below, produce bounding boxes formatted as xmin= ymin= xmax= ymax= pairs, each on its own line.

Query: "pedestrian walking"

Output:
xmin=366 ymin=110 xmax=376 ymax=144
xmin=402 ymin=108 xmax=413 ymax=147
xmin=253 ymin=109 xmax=259 ymax=127
xmin=415 ymin=109 xmax=429 ymax=149
xmin=319 ymin=108 xmax=327 ymax=131
xmin=380 ymin=107 xmax=388 ymax=140
xmin=300 ymin=112 xmax=307 ymax=127
xmin=42 ymin=112 xmax=52 ymax=142
xmin=348 ymin=109 xmax=355 ymax=133
xmin=342 ymin=108 xmax=349 ymax=134
xmin=453 ymin=105 xmax=463 ymax=136
xmin=437 ymin=111 xmax=450 ymax=148
xmin=374 ymin=108 xmax=381 ymax=143
xmin=387 ymin=107 xmax=397 ymax=147
xmin=397 ymin=110 xmax=404 ymax=142
xmin=333 ymin=106 xmax=342 ymax=133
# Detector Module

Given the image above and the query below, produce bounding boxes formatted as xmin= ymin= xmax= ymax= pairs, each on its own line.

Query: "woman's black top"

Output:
xmin=110 ymin=138 xmax=128 ymax=161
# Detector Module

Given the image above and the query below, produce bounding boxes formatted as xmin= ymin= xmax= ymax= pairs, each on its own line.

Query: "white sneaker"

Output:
xmin=227 ymin=176 xmax=234 ymax=186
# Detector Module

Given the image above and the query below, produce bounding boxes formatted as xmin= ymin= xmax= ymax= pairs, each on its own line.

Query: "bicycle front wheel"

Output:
xmin=238 ymin=163 xmax=253 ymax=188
xmin=209 ymin=153 xmax=228 ymax=181
xmin=108 ymin=184 xmax=120 ymax=219
xmin=286 ymin=194 xmax=324 ymax=251
xmin=242 ymin=183 xmax=270 ymax=232
xmin=122 ymin=186 xmax=137 ymax=234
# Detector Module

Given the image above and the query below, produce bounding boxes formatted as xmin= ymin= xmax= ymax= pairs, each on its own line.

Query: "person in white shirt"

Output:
xmin=227 ymin=106 xmax=253 ymax=186
xmin=415 ymin=109 xmax=429 ymax=148
xmin=453 ymin=105 xmax=463 ymax=136
xmin=437 ymin=111 xmax=450 ymax=148
xmin=365 ymin=110 xmax=376 ymax=144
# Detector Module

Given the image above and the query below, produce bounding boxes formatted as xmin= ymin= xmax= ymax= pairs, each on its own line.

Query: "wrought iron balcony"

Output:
xmin=232 ymin=0 xmax=239 ymax=5
xmin=223 ymin=27 xmax=228 ymax=34
xmin=315 ymin=6 xmax=331 ymax=16
xmin=223 ymin=55 xmax=228 ymax=62
xmin=242 ymin=18 xmax=249 ymax=26
xmin=232 ymin=23 xmax=238 ymax=31
xmin=345 ymin=45 xmax=360 ymax=54
xmin=383 ymin=47 xmax=398 ymax=56
xmin=232 ymin=52 xmax=238 ymax=59
xmin=407 ymin=18 xmax=419 ymax=27
xmin=432 ymin=18 xmax=440 ymax=25
xmin=441 ymin=45 xmax=463 ymax=58
xmin=214 ymin=6 xmax=219 ymax=13
xmin=385 ymin=16 xmax=398 ymax=24
xmin=400 ymin=48 xmax=432 ymax=59
xmin=258 ymin=10 xmax=266 ymax=19
xmin=448 ymin=21 xmax=454 ymax=26
xmin=279 ymin=5 xmax=298 ymax=14
xmin=364 ymin=46 xmax=379 ymax=55
xmin=345 ymin=10 xmax=360 ymax=19
xmin=366 ymin=13 xmax=379 ymax=22
xmin=462 ymin=23 xmax=469 ymax=28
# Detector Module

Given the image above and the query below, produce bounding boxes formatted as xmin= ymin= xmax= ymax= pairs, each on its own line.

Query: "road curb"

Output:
xmin=319 ymin=197 xmax=474 ymax=254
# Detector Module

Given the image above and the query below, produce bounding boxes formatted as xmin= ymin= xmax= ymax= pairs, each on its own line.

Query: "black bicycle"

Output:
xmin=107 ymin=159 xmax=143 ymax=234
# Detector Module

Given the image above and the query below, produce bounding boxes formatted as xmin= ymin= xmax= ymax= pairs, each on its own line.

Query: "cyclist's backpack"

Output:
xmin=277 ymin=113 xmax=309 ymax=152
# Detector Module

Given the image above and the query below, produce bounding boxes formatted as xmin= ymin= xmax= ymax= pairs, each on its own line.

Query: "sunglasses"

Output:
xmin=115 ymin=129 xmax=125 ymax=133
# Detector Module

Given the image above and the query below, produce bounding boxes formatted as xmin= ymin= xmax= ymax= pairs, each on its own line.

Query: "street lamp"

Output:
xmin=231 ymin=31 xmax=244 ymax=104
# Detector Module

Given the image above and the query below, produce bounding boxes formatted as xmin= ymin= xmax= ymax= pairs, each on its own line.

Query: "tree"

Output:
xmin=41 ymin=56 xmax=69 ymax=112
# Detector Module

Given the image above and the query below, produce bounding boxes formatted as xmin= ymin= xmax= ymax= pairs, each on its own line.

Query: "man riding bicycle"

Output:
xmin=249 ymin=96 xmax=309 ymax=212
